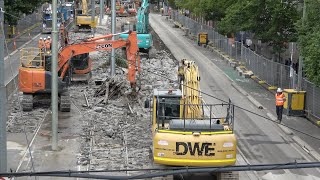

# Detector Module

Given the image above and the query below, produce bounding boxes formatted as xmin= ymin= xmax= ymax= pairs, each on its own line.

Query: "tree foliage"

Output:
xmin=4 ymin=0 xmax=45 ymax=25
xmin=175 ymin=0 xmax=232 ymax=20
xmin=297 ymin=0 xmax=320 ymax=85
xmin=218 ymin=0 xmax=299 ymax=54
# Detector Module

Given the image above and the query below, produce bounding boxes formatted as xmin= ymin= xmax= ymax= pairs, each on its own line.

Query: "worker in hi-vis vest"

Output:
xmin=275 ymin=88 xmax=286 ymax=123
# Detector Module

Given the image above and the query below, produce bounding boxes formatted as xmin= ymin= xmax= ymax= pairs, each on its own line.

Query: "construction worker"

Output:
xmin=275 ymin=88 xmax=286 ymax=123
xmin=47 ymin=36 xmax=52 ymax=50
xmin=44 ymin=37 xmax=51 ymax=51
xmin=38 ymin=37 xmax=45 ymax=51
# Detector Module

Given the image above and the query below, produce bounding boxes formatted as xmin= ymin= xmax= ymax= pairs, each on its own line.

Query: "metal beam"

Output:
xmin=99 ymin=0 xmax=104 ymax=25
xmin=111 ymin=0 xmax=116 ymax=76
xmin=297 ymin=0 xmax=307 ymax=90
xmin=51 ymin=0 xmax=59 ymax=150
xmin=91 ymin=0 xmax=96 ymax=35
xmin=0 ymin=0 xmax=7 ymax=172
xmin=1 ymin=162 xmax=320 ymax=179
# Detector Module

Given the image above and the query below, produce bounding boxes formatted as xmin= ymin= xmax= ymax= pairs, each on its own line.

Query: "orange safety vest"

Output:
xmin=38 ymin=40 xmax=45 ymax=49
xmin=45 ymin=40 xmax=51 ymax=49
xmin=276 ymin=93 xmax=286 ymax=106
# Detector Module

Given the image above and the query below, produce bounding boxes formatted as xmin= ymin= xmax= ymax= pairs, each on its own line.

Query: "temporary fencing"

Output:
xmin=170 ymin=10 xmax=320 ymax=120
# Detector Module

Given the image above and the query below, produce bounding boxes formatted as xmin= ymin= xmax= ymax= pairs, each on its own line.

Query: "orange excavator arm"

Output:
xmin=57 ymin=31 xmax=140 ymax=87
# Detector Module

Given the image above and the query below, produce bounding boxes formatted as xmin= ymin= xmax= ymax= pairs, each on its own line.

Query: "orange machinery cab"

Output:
xmin=19 ymin=48 xmax=67 ymax=94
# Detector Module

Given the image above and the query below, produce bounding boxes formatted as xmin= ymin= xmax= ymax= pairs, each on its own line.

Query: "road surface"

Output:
xmin=150 ymin=13 xmax=320 ymax=179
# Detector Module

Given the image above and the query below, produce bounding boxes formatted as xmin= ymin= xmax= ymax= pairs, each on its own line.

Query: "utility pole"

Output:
xmin=99 ymin=0 xmax=104 ymax=26
xmin=111 ymin=0 xmax=116 ymax=76
xmin=91 ymin=0 xmax=96 ymax=35
xmin=297 ymin=0 xmax=306 ymax=91
xmin=52 ymin=0 xmax=59 ymax=151
xmin=290 ymin=42 xmax=296 ymax=89
xmin=0 ymin=0 xmax=7 ymax=172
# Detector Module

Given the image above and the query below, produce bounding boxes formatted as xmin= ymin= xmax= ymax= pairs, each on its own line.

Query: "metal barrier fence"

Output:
xmin=170 ymin=10 xmax=320 ymax=120
xmin=4 ymin=9 xmax=42 ymax=56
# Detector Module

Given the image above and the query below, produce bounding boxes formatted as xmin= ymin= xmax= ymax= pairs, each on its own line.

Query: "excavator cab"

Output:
xmin=19 ymin=48 xmax=70 ymax=112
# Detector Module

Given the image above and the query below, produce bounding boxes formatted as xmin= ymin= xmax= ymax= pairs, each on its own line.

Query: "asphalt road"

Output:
xmin=150 ymin=13 xmax=320 ymax=179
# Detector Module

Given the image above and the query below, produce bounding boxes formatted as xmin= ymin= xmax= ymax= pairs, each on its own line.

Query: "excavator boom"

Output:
xmin=58 ymin=31 xmax=139 ymax=85
xmin=19 ymin=31 xmax=140 ymax=95
xmin=82 ymin=0 xmax=87 ymax=14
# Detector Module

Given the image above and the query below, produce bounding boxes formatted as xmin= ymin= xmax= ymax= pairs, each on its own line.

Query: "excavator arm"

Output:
xmin=58 ymin=31 xmax=140 ymax=87
xmin=82 ymin=0 xmax=87 ymax=14
xmin=136 ymin=0 xmax=149 ymax=34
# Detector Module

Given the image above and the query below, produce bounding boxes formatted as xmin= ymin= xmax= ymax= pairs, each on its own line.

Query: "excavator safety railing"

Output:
xmin=20 ymin=47 xmax=46 ymax=69
xmin=156 ymin=102 xmax=235 ymax=133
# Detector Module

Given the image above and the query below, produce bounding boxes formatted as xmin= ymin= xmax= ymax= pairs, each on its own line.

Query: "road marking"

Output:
xmin=14 ymin=109 xmax=50 ymax=175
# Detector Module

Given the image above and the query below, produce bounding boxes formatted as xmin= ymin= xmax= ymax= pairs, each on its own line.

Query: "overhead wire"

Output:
xmin=1 ymin=161 xmax=320 ymax=179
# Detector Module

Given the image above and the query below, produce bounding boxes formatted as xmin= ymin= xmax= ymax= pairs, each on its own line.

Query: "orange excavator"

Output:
xmin=19 ymin=31 xmax=140 ymax=111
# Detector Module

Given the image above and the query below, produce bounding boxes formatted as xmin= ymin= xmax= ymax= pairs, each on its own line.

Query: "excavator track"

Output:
xmin=21 ymin=94 xmax=33 ymax=111
xmin=59 ymin=93 xmax=71 ymax=112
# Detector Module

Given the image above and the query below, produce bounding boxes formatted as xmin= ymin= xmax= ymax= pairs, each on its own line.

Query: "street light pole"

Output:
xmin=297 ymin=0 xmax=306 ymax=91
xmin=51 ymin=0 xmax=59 ymax=151
xmin=99 ymin=0 xmax=104 ymax=25
xmin=91 ymin=0 xmax=96 ymax=35
xmin=0 ymin=0 xmax=7 ymax=172
xmin=111 ymin=0 xmax=116 ymax=76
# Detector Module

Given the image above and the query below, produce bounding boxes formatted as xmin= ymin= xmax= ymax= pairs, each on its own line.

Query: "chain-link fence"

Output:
xmin=170 ymin=10 xmax=320 ymax=120
xmin=4 ymin=8 xmax=42 ymax=56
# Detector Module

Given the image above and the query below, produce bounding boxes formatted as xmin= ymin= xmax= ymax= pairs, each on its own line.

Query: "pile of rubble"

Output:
xmin=5 ymin=27 xmax=179 ymax=172
xmin=72 ymin=47 xmax=178 ymax=171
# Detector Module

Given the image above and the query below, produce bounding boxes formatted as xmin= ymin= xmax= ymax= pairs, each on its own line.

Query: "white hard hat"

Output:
xmin=40 ymin=37 xmax=43 ymax=40
xmin=44 ymin=38 xmax=47 ymax=40
xmin=277 ymin=88 xmax=282 ymax=93
xmin=48 ymin=36 xmax=51 ymax=39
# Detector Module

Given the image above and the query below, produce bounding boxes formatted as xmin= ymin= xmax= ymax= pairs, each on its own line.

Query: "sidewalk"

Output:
xmin=162 ymin=16 xmax=320 ymax=157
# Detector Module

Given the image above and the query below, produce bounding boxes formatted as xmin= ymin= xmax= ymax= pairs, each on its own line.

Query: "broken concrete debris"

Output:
xmin=6 ymin=24 xmax=178 ymax=173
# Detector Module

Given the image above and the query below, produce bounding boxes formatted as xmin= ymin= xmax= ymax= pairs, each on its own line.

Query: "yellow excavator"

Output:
xmin=75 ymin=0 xmax=98 ymax=32
xmin=145 ymin=59 xmax=238 ymax=179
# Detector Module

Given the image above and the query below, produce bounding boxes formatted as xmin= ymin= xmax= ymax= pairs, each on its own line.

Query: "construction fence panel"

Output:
xmin=303 ymin=79 xmax=320 ymax=119
xmin=313 ymin=85 xmax=320 ymax=118
xmin=203 ymin=25 xmax=214 ymax=40
xmin=171 ymin=11 xmax=320 ymax=119
xmin=178 ymin=13 xmax=186 ymax=27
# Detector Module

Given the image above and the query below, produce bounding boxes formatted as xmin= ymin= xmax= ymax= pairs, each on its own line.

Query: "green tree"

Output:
xmin=4 ymin=0 xmax=45 ymax=25
xmin=218 ymin=0 xmax=299 ymax=54
xmin=297 ymin=0 xmax=320 ymax=85
xmin=198 ymin=0 xmax=233 ymax=21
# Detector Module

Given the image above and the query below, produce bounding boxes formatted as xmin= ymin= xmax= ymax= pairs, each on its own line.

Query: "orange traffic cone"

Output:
xmin=13 ymin=38 xmax=17 ymax=50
